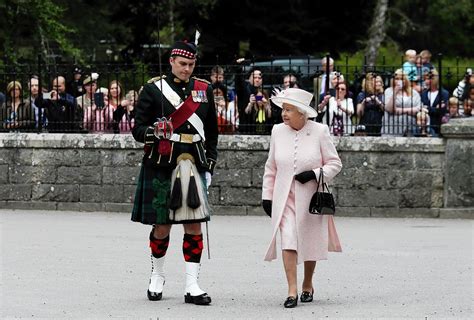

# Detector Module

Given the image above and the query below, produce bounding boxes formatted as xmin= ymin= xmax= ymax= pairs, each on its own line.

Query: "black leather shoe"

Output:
xmin=147 ymin=290 xmax=162 ymax=301
xmin=284 ymin=295 xmax=298 ymax=308
xmin=184 ymin=292 xmax=211 ymax=305
xmin=300 ymin=289 xmax=314 ymax=303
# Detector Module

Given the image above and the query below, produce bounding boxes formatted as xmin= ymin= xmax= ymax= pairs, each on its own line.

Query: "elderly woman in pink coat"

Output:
xmin=262 ymin=88 xmax=342 ymax=308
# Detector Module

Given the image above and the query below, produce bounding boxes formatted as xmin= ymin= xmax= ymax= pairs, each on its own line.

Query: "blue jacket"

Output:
xmin=420 ymin=88 xmax=449 ymax=134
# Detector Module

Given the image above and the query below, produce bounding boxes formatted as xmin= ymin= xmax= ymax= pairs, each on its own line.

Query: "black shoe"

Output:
xmin=300 ymin=289 xmax=314 ymax=303
xmin=284 ymin=295 xmax=298 ymax=308
xmin=147 ymin=290 xmax=162 ymax=301
xmin=184 ymin=292 xmax=212 ymax=305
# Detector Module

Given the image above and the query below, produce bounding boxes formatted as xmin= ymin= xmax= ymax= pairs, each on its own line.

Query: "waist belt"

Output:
xmin=169 ymin=133 xmax=201 ymax=144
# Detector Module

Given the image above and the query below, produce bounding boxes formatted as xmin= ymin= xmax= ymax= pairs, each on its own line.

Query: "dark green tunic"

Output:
xmin=131 ymin=74 xmax=218 ymax=225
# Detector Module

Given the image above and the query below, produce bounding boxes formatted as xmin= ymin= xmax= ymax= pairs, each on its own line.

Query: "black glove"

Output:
xmin=294 ymin=170 xmax=316 ymax=184
xmin=262 ymin=200 xmax=272 ymax=217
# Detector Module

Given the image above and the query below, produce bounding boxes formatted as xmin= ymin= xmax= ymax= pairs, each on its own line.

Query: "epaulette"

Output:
xmin=147 ymin=75 xmax=166 ymax=84
xmin=192 ymin=76 xmax=210 ymax=84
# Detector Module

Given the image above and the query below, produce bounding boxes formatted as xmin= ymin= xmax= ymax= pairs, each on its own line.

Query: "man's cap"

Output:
xmin=73 ymin=67 xmax=82 ymax=74
xmin=170 ymin=41 xmax=196 ymax=59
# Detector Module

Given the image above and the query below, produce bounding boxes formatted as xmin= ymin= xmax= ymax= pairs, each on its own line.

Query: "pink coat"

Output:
xmin=262 ymin=121 xmax=343 ymax=264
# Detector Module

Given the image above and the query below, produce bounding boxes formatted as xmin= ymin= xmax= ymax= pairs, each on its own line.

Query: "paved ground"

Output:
xmin=1 ymin=209 xmax=472 ymax=319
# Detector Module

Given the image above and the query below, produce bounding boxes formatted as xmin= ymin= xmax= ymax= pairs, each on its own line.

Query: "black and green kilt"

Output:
xmin=131 ymin=163 xmax=211 ymax=225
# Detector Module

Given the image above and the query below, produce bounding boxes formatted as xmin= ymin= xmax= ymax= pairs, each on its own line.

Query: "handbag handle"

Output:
xmin=315 ymin=168 xmax=330 ymax=193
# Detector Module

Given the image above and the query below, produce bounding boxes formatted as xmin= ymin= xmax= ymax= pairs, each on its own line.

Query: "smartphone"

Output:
xmin=255 ymin=95 xmax=263 ymax=101
xmin=42 ymin=92 xmax=51 ymax=100
xmin=94 ymin=92 xmax=105 ymax=109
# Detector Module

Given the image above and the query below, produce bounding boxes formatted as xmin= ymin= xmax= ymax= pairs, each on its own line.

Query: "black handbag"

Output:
xmin=309 ymin=169 xmax=335 ymax=215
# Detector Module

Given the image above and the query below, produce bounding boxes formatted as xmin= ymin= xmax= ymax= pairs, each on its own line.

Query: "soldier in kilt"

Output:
xmin=131 ymin=41 xmax=218 ymax=305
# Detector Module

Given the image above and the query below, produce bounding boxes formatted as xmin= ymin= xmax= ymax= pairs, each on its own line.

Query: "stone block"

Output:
xmin=224 ymin=151 xmax=268 ymax=169
xmin=371 ymin=153 xmax=415 ymax=170
xmin=32 ymin=184 xmax=80 ymax=202
xmin=57 ymin=166 xmax=102 ymax=184
xmin=9 ymin=166 xmax=57 ymax=184
xmin=413 ymin=153 xmax=444 ymax=170
xmin=252 ymin=168 xmax=265 ymax=187
xmin=104 ymin=203 xmax=133 ymax=213
xmin=4 ymin=185 xmax=32 ymax=201
xmin=101 ymin=150 xmax=142 ymax=167
xmin=11 ymin=149 xmax=33 ymax=165
xmin=79 ymin=149 xmax=102 ymax=166
xmin=336 ymin=206 xmax=370 ymax=217
xmin=399 ymin=189 xmax=432 ymax=208
xmin=247 ymin=205 xmax=267 ymax=216
xmin=0 ymin=150 xmax=13 ymax=165
xmin=103 ymin=166 xmax=139 ymax=184
xmin=123 ymin=185 xmax=137 ymax=203
xmin=80 ymin=185 xmax=124 ymax=203
xmin=0 ymin=201 xmax=57 ymax=210
xmin=339 ymin=152 xmax=371 ymax=170
xmin=430 ymin=189 xmax=444 ymax=208
xmin=0 ymin=165 xmax=8 ymax=184
xmin=445 ymin=140 xmax=473 ymax=207
xmin=399 ymin=208 xmax=439 ymax=218
xmin=213 ymin=169 xmax=251 ymax=187
xmin=57 ymin=202 xmax=105 ymax=212
xmin=337 ymin=188 xmax=398 ymax=207
xmin=439 ymin=208 xmax=474 ymax=219
xmin=371 ymin=207 xmax=402 ymax=217
xmin=33 ymin=149 xmax=81 ymax=166
xmin=220 ymin=187 xmax=261 ymax=206
xmin=212 ymin=205 xmax=248 ymax=216
xmin=207 ymin=186 xmax=220 ymax=205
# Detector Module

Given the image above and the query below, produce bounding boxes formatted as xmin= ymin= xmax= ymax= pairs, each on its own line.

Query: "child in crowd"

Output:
xmin=413 ymin=108 xmax=435 ymax=137
xmin=403 ymin=49 xmax=418 ymax=83
xmin=442 ymin=97 xmax=463 ymax=124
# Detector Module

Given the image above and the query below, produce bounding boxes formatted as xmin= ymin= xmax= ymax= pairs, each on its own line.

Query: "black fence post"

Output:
xmin=325 ymin=53 xmax=330 ymax=126
xmin=438 ymin=53 xmax=443 ymax=110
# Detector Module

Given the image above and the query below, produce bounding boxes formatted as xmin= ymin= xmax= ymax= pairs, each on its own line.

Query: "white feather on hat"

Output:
xmin=270 ymin=88 xmax=317 ymax=118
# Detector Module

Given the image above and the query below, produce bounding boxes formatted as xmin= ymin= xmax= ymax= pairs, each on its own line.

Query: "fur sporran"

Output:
xmin=168 ymin=154 xmax=210 ymax=222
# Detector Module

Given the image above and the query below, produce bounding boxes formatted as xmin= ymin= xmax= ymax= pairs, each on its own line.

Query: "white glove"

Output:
xmin=205 ymin=172 xmax=212 ymax=189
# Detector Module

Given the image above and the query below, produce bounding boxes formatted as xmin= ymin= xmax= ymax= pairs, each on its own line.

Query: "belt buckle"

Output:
xmin=180 ymin=133 xmax=194 ymax=144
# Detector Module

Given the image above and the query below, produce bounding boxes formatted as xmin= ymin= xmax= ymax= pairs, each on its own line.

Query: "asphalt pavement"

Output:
xmin=1 ymin=209 xmax=472 ymax=319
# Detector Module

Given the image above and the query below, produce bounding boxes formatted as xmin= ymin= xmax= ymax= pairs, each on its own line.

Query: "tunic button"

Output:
xmin=187 ymin=125 xmax=191 ymax=129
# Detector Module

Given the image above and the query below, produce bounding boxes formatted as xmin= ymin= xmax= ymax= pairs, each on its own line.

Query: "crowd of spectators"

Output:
xmin=0 ymin=49 xmax=472 ymax=136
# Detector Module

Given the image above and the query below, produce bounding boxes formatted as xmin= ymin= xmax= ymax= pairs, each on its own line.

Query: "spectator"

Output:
xmin=272 ymin=74 xmax=300 ymax=125
xmin=316 ymin=72 xmax=346 ymax=123
xmin=442 ymin=97 xmax=464 ymax=123
xmin=41 ymin=76 xmax=82 ymax=132
xmin=413 ymin=55 xmax=430 ymax=92
xmin=283 ymin=74 xmax=299 ymax=89
xmin=412 ymin=108 xmax=436 ymax=137
xmin=313 ymin=56 xmax=335 ymax=104
xmin=80 ymin=76 xmax=102 ymax=132
xmin=462 ymin=98 xmax=472 ymax=117
xmin=245 ymin=87 xmax=271 ymax=134
xmin=213 ymin=82 xmax=239 ymax=133
xmin=67 ymin=67 xmax=84 ymax=98
xmin=0 ymin=81 xmax=35 ymax=131
xmin=453 ymin=69 xmax=473 ymax=102
xmin=402 ymin=49 xmax=418 ymax=82
xmin=421 ymin=69 xmax=449 ymax=135
xmin=27 ymin=76 xmax=48 ymax=129
xmin=383 ymin=69 xmax=422 ymax=136
xmin=235 ymin=68 xmax=265 ymax=132
xmin=356 ymin=73 xmax=385 ymax=136
xmin=319 ymin=82 xmax=354 ymax=136
xmin=420 ymin=50 xmax=435 ymax=71
xmin=106 ymin=80 xmax=133 ymax=133
xmin=209 ymin=65 xmax=236 ymax=106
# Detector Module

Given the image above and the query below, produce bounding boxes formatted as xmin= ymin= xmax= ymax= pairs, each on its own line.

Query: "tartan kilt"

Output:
xmin=131 ymin=163 xmax=211 ymax=225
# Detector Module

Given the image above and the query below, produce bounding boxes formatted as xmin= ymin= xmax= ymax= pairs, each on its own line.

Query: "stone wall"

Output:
xmin=0 ymin=122 xmax=472 ymax=218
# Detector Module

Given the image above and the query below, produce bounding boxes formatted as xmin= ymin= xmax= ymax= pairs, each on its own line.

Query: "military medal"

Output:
xmin=191 ymin=90 xmax=201 ymax=102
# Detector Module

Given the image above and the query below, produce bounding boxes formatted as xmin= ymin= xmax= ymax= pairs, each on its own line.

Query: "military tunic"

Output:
xmin=131 ymin=73 xmax=218 ymax=225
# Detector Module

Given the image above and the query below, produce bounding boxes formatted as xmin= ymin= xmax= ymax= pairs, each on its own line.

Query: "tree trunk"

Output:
xmin=365 ymin=0 xmax=389 ymax=67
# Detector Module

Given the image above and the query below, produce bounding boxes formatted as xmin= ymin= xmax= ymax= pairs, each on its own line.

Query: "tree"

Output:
xmin=364 ymin=0 xmax=389 ymax=66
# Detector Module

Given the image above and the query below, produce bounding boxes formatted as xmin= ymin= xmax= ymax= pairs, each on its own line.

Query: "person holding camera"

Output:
xmin=356 ymin=73 xmax=385 ymax=136
xmin=131 ymin=41 xmax=218 ymax=306
xmin=262 ymin=87 xmax=342 ymax=308
xmin=245 ymin=88 xmax=272 ymax=134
